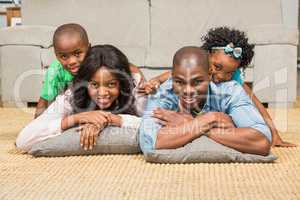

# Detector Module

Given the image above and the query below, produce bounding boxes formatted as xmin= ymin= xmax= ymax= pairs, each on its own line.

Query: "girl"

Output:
xmin=16 ymin=45 xmax=146 ymax=152
xmin=140 ymin=27 xmax=296 ymax=147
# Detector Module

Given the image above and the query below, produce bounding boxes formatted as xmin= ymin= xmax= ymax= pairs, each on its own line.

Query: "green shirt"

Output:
xmin=40 ymin=60 xmax=74 ymax=101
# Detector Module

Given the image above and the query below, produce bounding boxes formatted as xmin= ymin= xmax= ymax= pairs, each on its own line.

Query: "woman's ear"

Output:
xmin=208 ymin=66 xmax=213 ymax=81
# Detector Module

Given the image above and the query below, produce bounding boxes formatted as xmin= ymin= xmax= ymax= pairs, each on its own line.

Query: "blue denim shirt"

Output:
xmin=139 ymin=78 xmax=272 ymax=153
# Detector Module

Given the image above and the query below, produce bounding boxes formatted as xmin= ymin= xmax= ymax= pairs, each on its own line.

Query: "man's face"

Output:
xmin=172 ymin=58 xmax=210 ymax=112
xmin=55 ymin=34 xmax=89 ymax=75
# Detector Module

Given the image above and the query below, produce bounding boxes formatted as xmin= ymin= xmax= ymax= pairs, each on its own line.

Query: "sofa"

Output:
xmin=0 ymin=0 xmax=298 ymax=107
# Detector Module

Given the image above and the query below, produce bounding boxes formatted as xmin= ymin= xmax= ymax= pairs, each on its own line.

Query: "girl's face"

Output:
xmin=88 ymin=67 xmax=120 ymax=110
xmin=209 ymin=50 xmax=241 ymax=83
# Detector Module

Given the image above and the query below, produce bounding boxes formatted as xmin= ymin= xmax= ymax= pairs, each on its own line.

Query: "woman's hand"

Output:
xmin=153 ymin=108 xmax=194 ymax=126
xmin=78 ymin=123 xmax=102 ymax=150
xmin=75 ymin=111 xmax=110 ymax=128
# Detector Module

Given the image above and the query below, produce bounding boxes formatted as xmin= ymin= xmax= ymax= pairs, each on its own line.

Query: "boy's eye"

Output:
xmin=60 ymin=55 xmax=68 ymax=60
xmin=74 ymin=51 xmax=81 ymax=57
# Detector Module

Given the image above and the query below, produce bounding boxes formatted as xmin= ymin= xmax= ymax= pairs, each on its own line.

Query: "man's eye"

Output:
xmin=194 ymin=80 xmax=203 ymax=85
xmin=175 ymin=80 xmax=183 ymax=85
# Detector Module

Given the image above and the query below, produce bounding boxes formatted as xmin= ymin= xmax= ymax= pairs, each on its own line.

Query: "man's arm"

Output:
xmin=208 ymin=82 xmax=272 ymax=155
xmin=155 ymin=112 xmax=215 ymax=149
xmin=208 ymin=127 xmax=270 ymax=156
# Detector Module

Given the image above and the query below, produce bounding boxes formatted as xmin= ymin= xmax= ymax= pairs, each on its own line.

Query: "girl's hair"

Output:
xmin=201 ymin=26 xmax=254 ymax=69
xmin=70 ymin=44 xmax=136 ymax=115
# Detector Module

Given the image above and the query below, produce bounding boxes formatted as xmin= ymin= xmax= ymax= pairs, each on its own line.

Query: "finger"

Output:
xmin=76 ymin=126 xmax=83 ymax=132
xmin=273 ymin=141 xmax=297 ymax=148
xmin=153 ymin=112 xmax=164 ymax=120
xmin=80 ymin=127 xmax=85 ymax=147
xmin=83 ymin=129 xmax=90 ymax=151
xmin=157 ymin=119 xmax=167 ymax=126
xmin=88 ymin=128 xmax=94 ymax=150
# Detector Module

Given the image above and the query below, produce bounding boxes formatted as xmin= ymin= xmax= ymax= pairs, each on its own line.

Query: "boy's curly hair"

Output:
xmin=201 ymin=26 xmax=254 ymax=68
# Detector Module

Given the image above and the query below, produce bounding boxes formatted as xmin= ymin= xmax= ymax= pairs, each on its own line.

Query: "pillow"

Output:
xmin=29 ymin=126 xmax=141 ymax=157
xmin=144 ymin=136 xmax=277 ymax=163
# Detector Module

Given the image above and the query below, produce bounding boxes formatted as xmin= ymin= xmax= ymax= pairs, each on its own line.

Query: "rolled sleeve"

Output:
xmin=139 ymin=96 xmax=163 ymax=153
xmin=139 ymin=78 xmax=178 ymax=153
xmin=226 ymin=82 xmax=272 ymax=142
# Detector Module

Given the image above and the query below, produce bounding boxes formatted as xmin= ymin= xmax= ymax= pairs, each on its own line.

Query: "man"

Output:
xmin=139 ymin=46 xmax=271 ymax=156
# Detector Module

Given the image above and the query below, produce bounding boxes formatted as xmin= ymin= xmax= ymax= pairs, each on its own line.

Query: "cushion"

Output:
xmin=144 ymin=136 xmax=277 ymax=164
xmin=29 ymin=126 xmax=141 ymax=157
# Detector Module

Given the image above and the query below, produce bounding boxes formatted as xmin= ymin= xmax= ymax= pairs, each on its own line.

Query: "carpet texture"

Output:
xmin=0 ymin=108 xmax=300 ymax=200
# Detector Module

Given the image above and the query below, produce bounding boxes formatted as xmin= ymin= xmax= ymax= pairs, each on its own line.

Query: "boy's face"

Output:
xmin=209 ymin=50 xmax=241 ymax=83
xmin=55 ymin=34 xmax=89 ymax=75
xmin=172 ymin=57 xmax=210 ymax=112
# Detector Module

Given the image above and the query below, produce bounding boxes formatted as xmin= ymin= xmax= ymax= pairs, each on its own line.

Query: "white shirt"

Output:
xmin=16 ymin=73 xmax=146 ymax=152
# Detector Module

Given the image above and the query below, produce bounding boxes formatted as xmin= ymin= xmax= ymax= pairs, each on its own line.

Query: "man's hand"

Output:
xmin=153 ymin=108 xmax=194 ymax=126
xmin=208 ymin=112 xmax=235 ymax=129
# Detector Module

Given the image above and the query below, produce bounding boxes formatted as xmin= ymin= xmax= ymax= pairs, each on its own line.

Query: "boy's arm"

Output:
xmin=242 ymin=84 xmax=296 ymax=147
xmin=34 ymin=98 xmax=49 ymax=118
xmin=35 ymin=62 xmax=60 ymax=118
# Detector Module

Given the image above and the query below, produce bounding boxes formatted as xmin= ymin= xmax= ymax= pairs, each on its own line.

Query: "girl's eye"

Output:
xmin=108 ymin=82 xmax=117 ymax=88
xmin=214 ymin=64 xmax=222 ymax=71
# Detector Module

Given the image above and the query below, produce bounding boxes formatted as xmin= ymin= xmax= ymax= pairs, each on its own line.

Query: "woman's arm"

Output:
xmin=16 ymin=93 xmax=73 ymax=151
xmin=242 ymin=84 xmax=296 ymax=147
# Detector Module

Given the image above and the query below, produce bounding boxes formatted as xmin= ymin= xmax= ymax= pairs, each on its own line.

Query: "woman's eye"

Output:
xmin=89 ymin=82 xmax=99 ymax=88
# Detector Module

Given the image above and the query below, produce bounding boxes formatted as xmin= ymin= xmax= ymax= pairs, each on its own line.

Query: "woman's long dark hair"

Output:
xmin=70 ymin=44 xmax=136 ymax=115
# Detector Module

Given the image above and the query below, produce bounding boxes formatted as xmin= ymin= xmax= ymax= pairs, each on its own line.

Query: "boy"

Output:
xmin=35 ymin=23 xmax=90 ymax=118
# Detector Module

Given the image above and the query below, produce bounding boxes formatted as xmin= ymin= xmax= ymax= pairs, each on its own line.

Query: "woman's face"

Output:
xmin=209 ymin=50 xmax=241 ymax=83
xmin=88 ymin=67 xmax=120 ymax=110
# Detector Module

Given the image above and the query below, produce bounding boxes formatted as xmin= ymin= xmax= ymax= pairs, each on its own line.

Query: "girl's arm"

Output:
xmin=242 ymin=83 xmax=296 ymax=147
xmin=143 ymin=71 xmax=171 ymax=94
